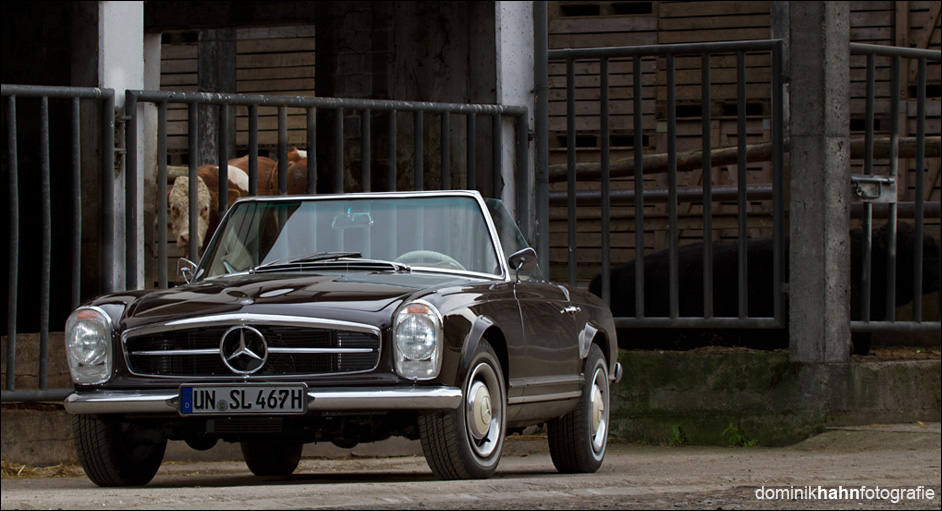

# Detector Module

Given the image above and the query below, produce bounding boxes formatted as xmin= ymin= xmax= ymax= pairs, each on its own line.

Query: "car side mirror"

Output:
xmin=177 ymin=258 xmax=200 ymax=284
xmin=507 ymin=247 xmax=538 ymax=274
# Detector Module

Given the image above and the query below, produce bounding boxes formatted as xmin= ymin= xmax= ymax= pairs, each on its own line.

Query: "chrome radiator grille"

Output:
xmin=124 ymin=325 xmax=380 ymax=377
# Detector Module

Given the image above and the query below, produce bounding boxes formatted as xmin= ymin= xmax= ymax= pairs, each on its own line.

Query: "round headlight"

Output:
xmin=65 ymin=306 xmax=113 ymax=384
xmin=393 ymin=301 xmax=443 ymax=380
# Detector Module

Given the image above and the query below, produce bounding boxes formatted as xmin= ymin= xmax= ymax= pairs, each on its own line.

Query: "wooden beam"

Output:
xmin=547 ymin=136 xmax=942 ymax=183
xmin=909 ymin=1 xmax=941 ymax=83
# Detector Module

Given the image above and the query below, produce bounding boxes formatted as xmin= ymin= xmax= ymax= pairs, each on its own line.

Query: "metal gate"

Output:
xmin=123 ymin=91 xmax=529 ymax=289
xmin=545 ymin=40 xmax=940 ymax=342
xmin=1 ymin=84 xmax=115 ymax=401
xmin=1 ymin=87 xmax=529 ymax=402
xmin=547 ymin=40 xmax=787 ymax=331
xmin=848 ymin=43 xmax=941 ymax=335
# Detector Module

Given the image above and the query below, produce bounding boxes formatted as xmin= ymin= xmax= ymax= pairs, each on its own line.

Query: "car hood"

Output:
xmin=123 ymin=271 xmax=480 ymax=326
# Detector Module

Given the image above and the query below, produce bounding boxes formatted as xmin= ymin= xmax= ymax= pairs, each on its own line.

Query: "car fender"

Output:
xmin=457 ymin=315 xmax=498 ymax=382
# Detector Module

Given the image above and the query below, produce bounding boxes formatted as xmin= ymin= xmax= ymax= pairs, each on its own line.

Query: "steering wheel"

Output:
xmin=395 ymin=250 xmax=467 ymax=271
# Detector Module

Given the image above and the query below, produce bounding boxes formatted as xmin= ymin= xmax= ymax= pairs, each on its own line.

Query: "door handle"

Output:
xmin=561 ymin=306 xmax=581 ymax=315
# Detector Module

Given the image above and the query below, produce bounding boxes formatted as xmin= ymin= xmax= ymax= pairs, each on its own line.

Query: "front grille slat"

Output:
xmin=125 ymin=325 xmax=380 ymax=378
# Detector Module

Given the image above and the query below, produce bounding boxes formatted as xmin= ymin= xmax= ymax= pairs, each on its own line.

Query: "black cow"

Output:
xmin=590 ymin=222 xmax=940 ymax=355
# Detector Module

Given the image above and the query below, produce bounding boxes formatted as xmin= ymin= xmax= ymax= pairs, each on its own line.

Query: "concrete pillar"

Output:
xmin=787 ymin=1 xmax=851 ymax=363
xmin=494 ymin=1 xmax=535 ymax=225
xmin=103 ymin=1 xmax=145 ymax=291
xmin=142 ymin=33 xmax=162 ymax=288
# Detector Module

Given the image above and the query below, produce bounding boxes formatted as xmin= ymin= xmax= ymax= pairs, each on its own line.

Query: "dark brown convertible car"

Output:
xmin=63 ymin=190 xmax=621 ymax=486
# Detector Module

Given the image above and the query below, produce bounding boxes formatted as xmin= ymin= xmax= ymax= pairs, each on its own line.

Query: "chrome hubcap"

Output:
xmin=468 ymin=381 xmax=492 ymax=439
xmin=589 ymin=367 xmax=608 ymax=453
xmin=465 ymin=360 xmax=502 ymax=458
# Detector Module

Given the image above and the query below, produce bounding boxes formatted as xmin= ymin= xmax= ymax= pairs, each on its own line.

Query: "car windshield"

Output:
xmin=199 ymin=194 xmax=502 ymax=279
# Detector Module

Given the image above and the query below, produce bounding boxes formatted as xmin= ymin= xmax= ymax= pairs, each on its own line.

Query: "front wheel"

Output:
xmin=72 ymin=414 xmax=167 ymax=487
xmin=419 ymin=340 xmax=506 ymax=479
xmin=241 ymin=440 xmax=303 ymax=476
xmin=547 ymin=343 xmax=610 ymax=473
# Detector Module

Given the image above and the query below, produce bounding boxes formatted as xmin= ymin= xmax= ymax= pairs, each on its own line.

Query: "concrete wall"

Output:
xmin=612 ymin=350 xmax=941 ymax=447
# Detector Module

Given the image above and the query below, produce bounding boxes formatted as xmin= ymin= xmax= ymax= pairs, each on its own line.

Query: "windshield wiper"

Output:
xmin=250 ymin=252 xmax=362 ymax=273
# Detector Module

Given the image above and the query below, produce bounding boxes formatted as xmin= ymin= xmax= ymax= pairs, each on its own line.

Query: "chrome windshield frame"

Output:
xmin=197 ymin=190 xmax=511 ymax=282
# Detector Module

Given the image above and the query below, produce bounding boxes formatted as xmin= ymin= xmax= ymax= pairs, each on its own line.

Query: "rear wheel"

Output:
xmin=72 ymin=414 xmax=167 ymax=487
xmin=547 ymin=343 xmax=609 ymax=473
xmin=241 ymin=440 xmax=303 ymax=476
xmin=419 ymin=340 xmax=506 ymax=479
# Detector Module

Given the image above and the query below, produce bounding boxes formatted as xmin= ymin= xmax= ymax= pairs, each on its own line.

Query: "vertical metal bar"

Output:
xmin=886 ymin=56 xmax=900 ymax=320
xmin=125 ymin=93 xmax=138 ymax=290
xmin=702 ymin=54 xmax=713 ymax=319
xmin=415 ymin=111 xmax=424 ymax=191
xmin=102 ymin=93 xmax=116 ymax=292
xmin=307 ymin=107 xmax=317 ymax=194
xmin=736 ymin=50 xmax=748 ymax=319
xmin=467 ymin=113 xmax=476 ymax=190
xmin=6 ymin=95 xmax=18 ymax=391
xmin=217 ymin=104 xmax=229 ymax=216
xmin=600 ymin=57 xmax=611 ymax=305
xmin=248 ymin=105 xmax=258 ymax=196
xmin=567 ymin=58 xmax=577 ymax=287
xmin=280 ymin=106 xmax=290 ymax=194
xmin=39 ymin=96 xmax=50 ymax=389
xmin=71 ymin=97 xmax=81 ymax=308
xmin=862 ymin=53 xmax=875 ymax=321
xmin=187 ymin=102 xmax=198 ymax=262
xmin=515 ymin=114 xmax=530 ymax=240
xmin=633 ymin=55 xmax=645 ymax=318
xmin=333 ymin=108 xmax=342 ymax=194
xmin=492 ymin=114 xmax=502 ymax=199
xmin=361 ymin=108 xmax=371 ymax=192
xmin=157 ymin=101 xmax=168 ymax=288
xmin=441 ymin=112 xmax=450 ymax=190
xmin=388 ymin=110 xmax=397 ymax=191
xmin=772 ymin=40 xmax=785 ymax=323
xmin=534 ymin=0 xmax=550 ymax=273
xmin=913 ymin=57 xmax=926 ymax=321
xmin=667 ymin=54 xmax=679 ymax=319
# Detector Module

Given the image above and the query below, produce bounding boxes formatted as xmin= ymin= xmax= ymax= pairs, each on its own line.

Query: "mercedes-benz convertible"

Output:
xmin=64 ymin=190 xmax=620 ymax=486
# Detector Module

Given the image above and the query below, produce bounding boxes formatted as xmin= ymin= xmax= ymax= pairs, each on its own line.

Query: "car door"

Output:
xmin=514 ymin=279 xmax=583 ymax=400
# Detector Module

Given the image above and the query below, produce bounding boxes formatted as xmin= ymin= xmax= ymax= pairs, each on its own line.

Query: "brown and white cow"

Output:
xmin=168 ymin=164 xmax=249 ymax=256
xmin=258 ymin=149 xmax=309 ymax=195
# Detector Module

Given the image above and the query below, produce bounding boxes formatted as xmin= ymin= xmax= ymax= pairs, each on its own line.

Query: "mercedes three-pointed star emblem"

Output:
xmin=219 ymin=325 xmax=268 ymax=375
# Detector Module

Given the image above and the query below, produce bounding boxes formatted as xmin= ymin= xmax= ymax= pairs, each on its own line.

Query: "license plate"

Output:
xmin=179 ymin=384 xmax=308 ymax=415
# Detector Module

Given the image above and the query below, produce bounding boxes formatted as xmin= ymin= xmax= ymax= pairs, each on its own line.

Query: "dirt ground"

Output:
xmin=2 ymin=423 xmax=939 ymax=510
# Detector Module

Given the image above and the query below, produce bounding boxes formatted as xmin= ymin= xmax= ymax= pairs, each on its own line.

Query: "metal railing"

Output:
xmin=125 ymin=91 xmax=529 ymax=290
xmin=1 ymin=84 xmax=115 ymax=402
xmin=547 ymin=40 xmax=786 ymax=330
xmin=848 ymin=43 xmax=941 ymax=334
xmin=2 ymin=86 xmax=529 ymax=402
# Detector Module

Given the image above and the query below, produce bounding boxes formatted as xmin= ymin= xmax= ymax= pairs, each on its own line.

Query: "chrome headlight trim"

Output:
xmin=64 ymin=305 xmax=114 ymax=385
xmin=393 ymin=300 xmax=443 ymax=380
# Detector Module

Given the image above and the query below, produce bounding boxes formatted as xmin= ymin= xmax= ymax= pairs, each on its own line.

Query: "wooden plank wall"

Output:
xmin=159 ymin=26 xmax=316 ymax=163
xmin=548 ymin=0 xmax=941 ymax=285
xmin=156 ymin=26 xmax=315 ymax=283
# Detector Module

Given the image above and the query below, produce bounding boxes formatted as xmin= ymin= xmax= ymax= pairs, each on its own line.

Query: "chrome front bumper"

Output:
xmin=64 ymin=386 xmax=463 ymax=415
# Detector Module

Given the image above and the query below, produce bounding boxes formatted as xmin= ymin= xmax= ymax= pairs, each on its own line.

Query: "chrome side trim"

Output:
xmin=511 ymin=375 xmax=583 ymax=388
xmin=64 ymin=386 xmax=462 ymax=415
xmin=508 ymin=391 xmax=582 ymax=405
